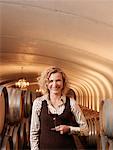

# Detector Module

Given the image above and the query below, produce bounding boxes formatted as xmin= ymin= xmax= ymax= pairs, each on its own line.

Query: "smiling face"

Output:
xmin=47 ymin=72 xmax=64 ymax=95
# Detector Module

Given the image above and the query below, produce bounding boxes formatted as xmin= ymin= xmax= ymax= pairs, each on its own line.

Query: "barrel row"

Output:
xmin=73 ymin=117 xmax=100 ymax=150
xmin=79 ymin=104 xmax=101 ymax=149
xmin=0 ymin=86 xmax=8 ymax=144
xmin=86 ymin=117 xmax=100 ymax=148
xmin=84 ymin=99 xmax=113 ymax=150
xmin=80 ymin=105 xmax=99 ymax=119
xmin=0 ymin=86 xmax=37 ymax=149
xmin=99 ymin=99 xmax=113 ymax=150
xmin=1 ymin=118 xmax=30 ymax=150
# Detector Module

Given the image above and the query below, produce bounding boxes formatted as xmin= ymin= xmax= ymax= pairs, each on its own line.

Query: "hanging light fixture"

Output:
xmin=15 ymin=78 xmax=29 ymax=89
xmin=15 ymin=67 xmax=29 ymax=89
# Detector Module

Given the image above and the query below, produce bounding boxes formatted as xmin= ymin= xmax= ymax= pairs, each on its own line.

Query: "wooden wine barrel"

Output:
xmin=0 ymin=86 xmax=8 ymax=142
xmin=1 ymin=135 xmax=13 ymax=150
xmin=12 ymin=125 xmax=20 ymax=150
xmin=86 ymin=118 xmax=99 ymax=147
xmin=90 ymin=118 xmax=98 ymax=146
xmin=24 ymin=118 xmax=31 ymax=148
xmin=19 ymin=120 xmax=26 ymax=149
xmin=23 ymin=90 xmax=32 ymax=118
xmin=7 ymin=88 xmax=24 ymax=125
xmin=87 ymin=119 xmax=92 ymax=146
xmin=100 ymin=99 xmax=113 ymax=138
xmin=18 ymin=118 xmax=31 ymax=149
xmin=7 ymin=125 xmax=20 ymax=150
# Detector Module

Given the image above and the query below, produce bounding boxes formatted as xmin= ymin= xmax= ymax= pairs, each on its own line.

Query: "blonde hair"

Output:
xmin=38 ymin=66 xmax=69 ymax=95
xmin=66 ymin=88 xmax=76 ymax=100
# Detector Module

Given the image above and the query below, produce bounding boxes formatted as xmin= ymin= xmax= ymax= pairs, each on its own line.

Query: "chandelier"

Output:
xmin=15 ymin=78 xmax=29 ymax=89
xmin=15 ymin=67 xmax=29 ymax=89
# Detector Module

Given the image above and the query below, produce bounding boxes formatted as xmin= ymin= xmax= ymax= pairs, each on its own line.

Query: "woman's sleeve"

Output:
xmin=70 ymin=98 xmax=89 ymax=136
xmin=30 ymin=99 xmax=41 ymax=150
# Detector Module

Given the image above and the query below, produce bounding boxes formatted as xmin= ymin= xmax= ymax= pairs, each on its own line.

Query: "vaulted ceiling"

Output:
xmin=0 ymin=0 xmax=113 ymax=111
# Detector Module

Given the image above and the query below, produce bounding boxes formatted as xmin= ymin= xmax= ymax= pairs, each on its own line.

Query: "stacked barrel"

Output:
xmin=0 ymin=86 xmax=9 ymax=148
xmin=99 ymin=99 xmax=113 ymax=150
xmin=0 ymin=86 xmax=37 ymax=150
xmin=80 ymin=99 xmax=113 ymax=150
xmin=80 ymin=105 xmax=100 ymax=150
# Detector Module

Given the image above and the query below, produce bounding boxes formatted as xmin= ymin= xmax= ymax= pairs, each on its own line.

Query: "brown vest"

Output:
xmin=39 ymin=97 xmax=78 ymax=150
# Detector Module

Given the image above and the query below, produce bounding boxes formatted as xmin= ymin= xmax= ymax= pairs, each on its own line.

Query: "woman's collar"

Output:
xmin=44 ymin=94 xmax=66 ymax=104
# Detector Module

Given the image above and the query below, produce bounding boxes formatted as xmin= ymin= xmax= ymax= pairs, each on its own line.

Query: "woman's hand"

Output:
xmin=55 ymin=125 xmax=70 ymax=134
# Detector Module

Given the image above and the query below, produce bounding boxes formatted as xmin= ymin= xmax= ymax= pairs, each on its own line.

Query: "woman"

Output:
xmin=30 ymin=66 xmax=88 ymax=150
